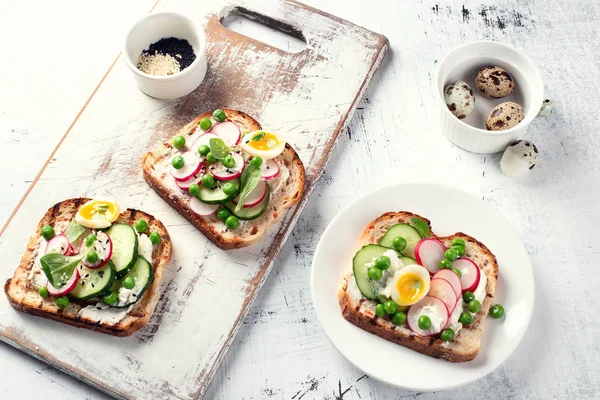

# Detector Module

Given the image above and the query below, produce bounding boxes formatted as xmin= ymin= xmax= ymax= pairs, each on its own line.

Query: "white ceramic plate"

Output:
xmin=311 ymin=183 xmax=534 ymax=391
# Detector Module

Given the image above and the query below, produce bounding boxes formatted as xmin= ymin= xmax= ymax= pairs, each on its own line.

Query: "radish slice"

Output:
xmin=428 ymin=279 xmax=457 ymax=312
xmin=452 ymin=258 xmax=481 ymax=293
xmin=176 ymin=167 xmax=205 ymax=190
xmin=414 ymin=239 xmax=446 ymax=274
xmin=210 ymin=121 xmax=241 ymax=147
xmin=46 ymin=268 xmax=80 ymax=296
xmin=170 ymin=151 xmax=203 ymax=181
xmin=65 ymin=244 xmax=76 ymax=256
xmin=189 ymin=196 xmax=219 ymax=216
xmin=45 ymin=234 xmax=72 ymax=255
xmin=433 ymin=269 xmax=462 ymax=300
xmin=233 ymin=180 xmax=267 ymax=208
xmin=210 ymin=152 xmax=245 ymax=181
xmin=80 ymin=231 xmax=112 ymax=269
xmin=260 ymin=159 xmax=280 ymax=180
xmin=191 ymin=132 xmax=218 ymax=153
xmin=407 ymin=296 xmax=449 ymax=336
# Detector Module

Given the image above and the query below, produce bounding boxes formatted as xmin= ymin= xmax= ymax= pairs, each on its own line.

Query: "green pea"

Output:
xmin=375 ymin=255 xmax=391 ymax=270
xmin=451 ymin=238 xmax=466 ymax=247
xmin=222 ymin=181 xmax=237 ymax=195
xmin=225 ymin=215 xmax=240 ymax=230
xmin=135 ymin=219 xmax=148 ymax=233
xmin=149 ymin=231 xmax=161 ymax=245
xmin=459 ymin=311 xmax=473 ymax=325
xmin=55 ymin=296 xmax=70 ymax=309
xmin=86 ymin=250 xmax=99 ymax=264
xmin=206 ymin=152 xmax=218 ymax=164
xmin=85 ymin=233 xmax=97 ymax=247
xmin=452 ymin=268 xmax=462 ymax=278
xmin=213 ymin=109 xmax=227 ymax=122
xmin=222 ymin=156 xmax=236 ymax=168
xmin=200 ymin=117 xmax=212 ymax=131
xmin=418 ymin=315 xmax=432 ymax=330
xmin=375 ymin=303 xmax=386 ymax=317
xmin=103 ymin=292 xmax=118 ymax=305
xmin=172 ymin=155 xmax=185 ymax=169
xmin=39 ymin=286 xmax=49 ymax=298
xmin=383 ymin=300 xmax=397 ymax=315
xmin=392 ymin=311 xmax=407 ymax=325
xmin=123 ymin=276 xmax=135 ymax=290
xmin=367 ymin=266 xmax=383 ymax=280
xmin=217 ymin=208 xmax=231 ymax=222
xmin=189 ymin=183 xmax=201 ymax=197
xmin=202 ymin=174 xmax=215 ymax=188
xmin=444 ymin=248 xmax=458 ymax=261
xmin=198 ymin=144 xmax=210 ymax=156
xmin=41 ymin=225 xmax=55 ymax=240
xmin=453 ymin=245 xmax=466 ymax=257
xmin=440 ymin=328 xmax=455 ymax=342
xmin=173 ymin=135 xmax=186 ymax=149
xmin=439 ymin=258 xmax=452 ymax=269
xmin=490 ymin=304 xmax=505 ymax=319
xmin=468 ymin=299 xmax=481 ymax=313
xmin=250 ymin=156 xmax=263 ymax=167
xmin=392 ymin=236 xmax=407 ymax=251
xmin=462 ymin=291 xmax=475 ymax=303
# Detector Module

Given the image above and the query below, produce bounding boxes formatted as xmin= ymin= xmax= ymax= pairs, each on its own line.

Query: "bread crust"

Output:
xmin=3 ymin=198 xmax=172 ymax=336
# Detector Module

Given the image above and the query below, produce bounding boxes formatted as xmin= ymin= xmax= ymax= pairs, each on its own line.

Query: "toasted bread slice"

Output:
xmin=4 ymin=198 xmax=172 ymax=337
xmin=142 ymin=109 xmax=305 ymax=249
xmin=339 ymin=211 xmax=499 ymax=362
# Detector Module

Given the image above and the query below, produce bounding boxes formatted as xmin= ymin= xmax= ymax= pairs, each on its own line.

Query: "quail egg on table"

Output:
xmin=444 ymin=80 xmax=475 ymax=119
xmin=500 ymin=140 xmax=539 ymax=177
xmin=486 ymin=102 xmax=525 ymax=131
xmin=476 ymin=66 xmax=515 ymax=98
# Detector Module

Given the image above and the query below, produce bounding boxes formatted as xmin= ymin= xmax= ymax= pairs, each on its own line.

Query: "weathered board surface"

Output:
xmin=0 ymin=0 xmax=388 ymax=399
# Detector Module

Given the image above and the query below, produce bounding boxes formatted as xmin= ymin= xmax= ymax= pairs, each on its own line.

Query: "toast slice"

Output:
xmin=339 ymin=211 xmax=499 ymax=362
xmin=4 ymin=198 xmax=172 ymax=337
xmin=142 ymin=109 xmax=305 ymax=249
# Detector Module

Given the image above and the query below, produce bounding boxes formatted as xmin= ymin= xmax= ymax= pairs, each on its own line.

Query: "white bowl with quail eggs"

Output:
xmin=435 ymin=41 xmax=544 ymax=155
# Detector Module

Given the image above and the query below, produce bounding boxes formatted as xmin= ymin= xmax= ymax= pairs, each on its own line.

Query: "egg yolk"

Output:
xmin=248 ymin=132 xmax=279 ymax=151
xmin=79 ymin=201 xmax=117 ymax=221
xmin=396 ymin=273 xmax=424 ymax=304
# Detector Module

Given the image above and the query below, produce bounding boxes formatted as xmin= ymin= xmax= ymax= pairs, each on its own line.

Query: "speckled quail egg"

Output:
xmin=486 ymin=102 xmax=525 ymax=131
xmin=539 ymin=98 xmax=553 ymax=116
xmin=500 ymin=140 xmax=539 ymax=177
xmin=476 ymin=66 xmax=515 ymax=98
xmin=444 ymin=80 xmax=475 ymax=119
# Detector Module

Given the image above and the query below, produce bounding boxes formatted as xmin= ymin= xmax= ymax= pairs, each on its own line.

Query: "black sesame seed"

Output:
xmin=132 ymin=293 xmax=137 ymax=297
xmin=85 ymin=274 xmax=90 ymax=278
xmin=92 ymin=283 xmax=95 ymax=288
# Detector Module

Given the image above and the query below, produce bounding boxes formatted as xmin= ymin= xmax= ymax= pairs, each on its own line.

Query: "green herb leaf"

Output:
xmin=41 ymin=253 xmax=85 ymax=288
xmin=209 ymin=137 xmax=232 ymax=160
xmin=411 ymin=218 xmax=430 ymax=238
xmin=64 ymin=219 xmax=86 ymax=244
xmin=235 ymin=164 xmax=262 ymax=213
xmin=251 ymin=131 xmax=265 ymax=141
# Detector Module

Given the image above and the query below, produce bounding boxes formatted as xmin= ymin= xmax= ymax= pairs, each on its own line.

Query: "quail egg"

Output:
xmin=444 ymin=80 xmax=475 ymax=119
xmin=486 ymin=102 xmax=525 ymax=131
xmin=539 ymin=98 xmax=552 ymax=116
xmin=476 ymin=66 xmax=515 ymax=98
xmin=500 ymin=140 xmax=539 ymax=177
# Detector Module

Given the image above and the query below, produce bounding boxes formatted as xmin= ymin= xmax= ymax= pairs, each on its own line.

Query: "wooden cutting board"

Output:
xmin=0 ymin=0 xmax=387 ymax=398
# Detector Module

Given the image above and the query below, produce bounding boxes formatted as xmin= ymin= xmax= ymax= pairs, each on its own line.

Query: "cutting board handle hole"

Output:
xmin=220 ymin=7 xmax=306 ymax=53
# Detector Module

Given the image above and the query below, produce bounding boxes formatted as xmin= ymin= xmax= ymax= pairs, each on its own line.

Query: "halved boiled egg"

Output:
xmin=241 ymin=131 xmax=286 ymax=160
xmin=75 ymin=198 xmax=120 ymax=229
xmin=388 ymin=265 xmax=431 ymax=306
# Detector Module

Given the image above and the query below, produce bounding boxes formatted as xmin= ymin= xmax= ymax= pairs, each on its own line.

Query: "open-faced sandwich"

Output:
xmin=338 ymin=211 xmax=505 ymax=362
xmin=4 ymin=198 xmax=172 ymax=336
xmin=142 ymin=108 xmax=305 ymax=250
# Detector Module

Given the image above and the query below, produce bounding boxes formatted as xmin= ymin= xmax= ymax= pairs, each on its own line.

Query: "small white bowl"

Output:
xmin=435 ymin=41 xmax=544 ymax=154
xmin=124 ymin=11 xmax=207 ymax=100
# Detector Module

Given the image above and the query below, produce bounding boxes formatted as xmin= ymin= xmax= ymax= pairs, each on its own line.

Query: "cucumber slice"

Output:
xmin=379 ymin=223 xmax=422 ymax=258
xmin=225 ymin=184 xmax=270 ymax=220
xmin=105 ymin=224 xmax=138 ymax=279
xmin=69 ymin=261 xmax=117 ymax=300
xmin=400 ymin=256 xmax=418 ymax=266
xmin=111 ymin=257 xmax=153 ymax=308
xmin=198 ymin=178 xmax=240 ymax=204
xmin=352 ymin=244 xmax=392 ymax=300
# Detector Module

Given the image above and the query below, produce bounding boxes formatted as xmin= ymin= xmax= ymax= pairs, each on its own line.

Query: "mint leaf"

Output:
xmin=235 ymin=164 xmax=262 ymax=213
xmin=411 ymin=218 xmax=430 ymax=238
xmin=41 ymin=253 xmax=85 ymax=288
xmin=209 ymin=137 xmax=231 ymax=160
xmin=64 ymin=219 xmax=86 ymax=243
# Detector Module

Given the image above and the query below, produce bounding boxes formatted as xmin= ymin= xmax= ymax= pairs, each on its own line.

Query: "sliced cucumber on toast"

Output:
xmin=352 ymin=244 xmax=392 ymax=300
xmin=378 ymin=223 xmax=422 ymax=258
xmin=111 ymin=256 xmax=153 ymax=308
xmin=106 ymin=223 xmax=138 ymax=279
xmin=70 ymin=261 xmax=117 ymax=300
xmin=198 ymin=178 xmax=240 ymax=204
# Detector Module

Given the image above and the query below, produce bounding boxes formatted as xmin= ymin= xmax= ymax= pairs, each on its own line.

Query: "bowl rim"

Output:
xmin=123 ymin=11 xmax=206 ymax=82
xmin=435 ymin=40 xmax=544 ymax=136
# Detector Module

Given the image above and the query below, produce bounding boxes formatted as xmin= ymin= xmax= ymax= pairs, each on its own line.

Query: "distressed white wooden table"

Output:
xmin=1 ymin=0 xmax=599 ymax=399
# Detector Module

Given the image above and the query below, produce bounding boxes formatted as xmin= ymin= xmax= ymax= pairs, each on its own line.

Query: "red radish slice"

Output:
xmin=414 ymin=238 xmax=446 ymax=274
xmin=65 ymin=244 xmax=76 ymax=256
xmin=428 ymin=278 xmax=457 ymax=313
xmin=170 ymin=151 xmax=203 ymax=181
xmin=452 ymin=258 xmax=481 ymax=293
xmin=210 ymin=121 xmax=241 ymax=147
xmin=176 ymin=167 xmax=206 ymax=190
xmin=260 ymin=159 xmax=280 ymax=180
xmin=407 ymin=296 xmax=449 ymax=336
xmin=46 ymin=268 xmax=80 ymax=296
xmin=45 ymin=234 xmax=72 ymax=255
xmin=189 ymin=196 xmax=219 ymax=216
xmin=433 ymin=269 xmax=462 ymax=300
xmin=211 ymin=152 xmax=245 ymax=181
xmin=233 ymin=180 xmax=267 ymax=208
xmin=81 ymin=231 xmax=112 ymax=269
xmin=191 ymin=132 xmax=218 ymax=152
